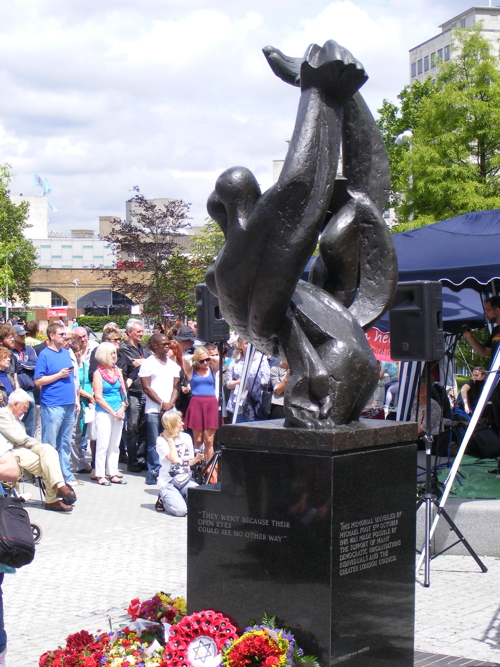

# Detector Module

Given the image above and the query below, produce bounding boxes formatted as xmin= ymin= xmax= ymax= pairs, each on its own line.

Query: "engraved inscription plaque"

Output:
xmin=187 ymin=422 xmax=417 ymax=667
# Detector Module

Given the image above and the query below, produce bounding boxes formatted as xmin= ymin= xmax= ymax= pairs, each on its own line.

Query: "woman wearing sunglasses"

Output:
xmin=183 ymin=346 xmax=219 ymax=465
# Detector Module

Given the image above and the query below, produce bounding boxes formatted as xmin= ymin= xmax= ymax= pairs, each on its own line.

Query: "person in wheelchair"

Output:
xmin=0 ymin=389 xmax=76 ymax=512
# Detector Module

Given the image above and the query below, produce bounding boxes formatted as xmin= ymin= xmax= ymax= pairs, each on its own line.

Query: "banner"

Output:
xmin=365 ymin=327 xmax=393 ymax=362
xmin=47 ymin=307 xmax=68 ymax=318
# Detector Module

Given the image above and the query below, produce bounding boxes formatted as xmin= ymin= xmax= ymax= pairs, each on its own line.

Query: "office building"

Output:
xmin=409 ymin=6 xmax=500 ymax=84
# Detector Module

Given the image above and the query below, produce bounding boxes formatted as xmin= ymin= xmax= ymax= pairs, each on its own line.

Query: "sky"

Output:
xmin=0 ymin=0 xmax=496 ymax=234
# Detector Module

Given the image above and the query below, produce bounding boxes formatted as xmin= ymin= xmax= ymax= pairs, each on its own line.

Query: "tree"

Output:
xmin=190 ymin=218 xmax=225 ymax=279
xmin=158 ymin=219 xmax=226 ymax=319
xmin=0 ymin=165 xmax=38 ymax=306
xmin=160 ymin=248 xmax=198 ymax=318
xmin=101 ymin=188 xmax=191 ymax=314
xmin=384 ymin=26 xmax=500 ymax=230
xmin=454 ymin=326 xmax=490 ymax=375
xmin=377 ymin=78 xmax=436 ymax=209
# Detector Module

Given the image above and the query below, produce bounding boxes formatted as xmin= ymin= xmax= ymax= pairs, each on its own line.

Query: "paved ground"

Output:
xmin=3 ymin=460 xmax=500 ymax=667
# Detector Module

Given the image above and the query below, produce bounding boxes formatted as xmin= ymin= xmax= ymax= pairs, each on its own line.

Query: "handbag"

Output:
xmin=0 ymin=495 xmax=35 ymax=568
xmin=191 ymin=462 xmax=206 ymax=485
xmin=172 ymin=471 xmax=192 ymax=489
xmin=84 ymin=403 xmax=96 ymax=424
xmin=259 ymin=388 xmax=272 ymax=418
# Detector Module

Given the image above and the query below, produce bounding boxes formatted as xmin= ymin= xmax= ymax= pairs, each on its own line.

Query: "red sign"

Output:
xmin=47 ymin=308 xmax=68 ymax=318
xmin=116 ymin=260 xmax=144 ymax=270
xmin=365 ymin=328 xmax=393 ymax=361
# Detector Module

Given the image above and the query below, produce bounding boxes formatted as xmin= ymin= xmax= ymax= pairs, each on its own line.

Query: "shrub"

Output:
xmin=76 ymin=315 xmax=133 ymax=332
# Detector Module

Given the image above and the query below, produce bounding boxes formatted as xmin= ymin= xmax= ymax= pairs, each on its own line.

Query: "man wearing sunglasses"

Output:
xmin=34 ymin=323 xmax=78 ymax=487
xmin=139 ymin=334 xmax=181 ymax=485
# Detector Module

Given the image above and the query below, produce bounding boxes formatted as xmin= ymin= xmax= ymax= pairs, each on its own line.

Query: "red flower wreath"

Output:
xmin=164 ymin=610 xmax=239 ymax=667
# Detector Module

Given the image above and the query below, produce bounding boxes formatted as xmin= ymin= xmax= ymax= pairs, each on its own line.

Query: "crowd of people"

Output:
xmin=0 ymin=313 xmax=429 ymax=526
xmin=0 ymin=317 xmax=288 ymax=521
xmin=1 ymin=297 xmax=499 ymax=521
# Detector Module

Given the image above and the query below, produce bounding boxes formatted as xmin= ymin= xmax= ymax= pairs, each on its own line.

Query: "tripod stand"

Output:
xmin=416 ymin=364 xmax=487 ymax=587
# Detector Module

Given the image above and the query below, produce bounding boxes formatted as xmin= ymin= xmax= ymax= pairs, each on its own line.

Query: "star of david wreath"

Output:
xmin=164 ymin=610 xmax=239 ymax=667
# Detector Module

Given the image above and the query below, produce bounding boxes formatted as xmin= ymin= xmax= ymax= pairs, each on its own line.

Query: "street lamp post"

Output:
xmin=72 ymin=278 xmax=79 ymax=316
xmin=4 ymin=253 xmax=12 ymax=322
xmin=395 ymin=129 xmax=414 ymax=222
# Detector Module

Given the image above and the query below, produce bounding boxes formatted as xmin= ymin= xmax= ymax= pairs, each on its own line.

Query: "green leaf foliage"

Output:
xmin=0 ymin=164 xmax=38 ymax=304
xmin=190 ymin=218 xmax=225 ymax=278
xmin=377 ymin=78 xmax=437 ymax=208
xmin=150 ymin=217 xmax=227 ymax=319
xmin=76 ymin=315 xmax=133 ymax=331
xmin=153 ymin=248 xmax=199 ymax=319
xmin=455 ymin=326 xmax=490 ymax=375
xmin=378 ymin=26 xmax=500 ymax=230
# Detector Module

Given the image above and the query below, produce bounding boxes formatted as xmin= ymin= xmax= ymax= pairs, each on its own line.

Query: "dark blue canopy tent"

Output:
xmin=387 ymin=210 xmax=500 ymax=418
xmin=303 ymin=209 xmax=500 ymax=331
xmin=393 ymin=209 xmax=500 ymax=292
xmin=304 ymin=209 xmax=500 ymax=331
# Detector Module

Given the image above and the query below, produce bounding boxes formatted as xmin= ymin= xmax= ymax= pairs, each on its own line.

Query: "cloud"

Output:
xmin=0 ymin=0 xmax=487 ymax=233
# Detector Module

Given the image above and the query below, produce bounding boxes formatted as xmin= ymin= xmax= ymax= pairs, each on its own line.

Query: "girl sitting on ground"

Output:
xmin=155 ymin=409 xmax=202 ymax=516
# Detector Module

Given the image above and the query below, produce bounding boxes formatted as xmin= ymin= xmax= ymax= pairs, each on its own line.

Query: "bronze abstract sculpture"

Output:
xmin=206 ymin=40 xmax=397 ymax=428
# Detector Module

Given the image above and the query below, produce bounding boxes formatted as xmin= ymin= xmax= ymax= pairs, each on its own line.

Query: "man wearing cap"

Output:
xmin=175 ymin=326 xmax=197 ymax=411
xmin=175 ymin=326 xmax=197 ymax=355
xmin=11 ymin=324 xmax=37 ymax=437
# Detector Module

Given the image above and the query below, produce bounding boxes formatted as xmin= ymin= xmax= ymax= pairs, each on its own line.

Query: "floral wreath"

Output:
xmin=222 ymin=626 xmax=293 ymax=667
xmin=221 ymin=617 xmax=320 ymax=667
xmin=164 ymin=610 xmax=239 ymax=667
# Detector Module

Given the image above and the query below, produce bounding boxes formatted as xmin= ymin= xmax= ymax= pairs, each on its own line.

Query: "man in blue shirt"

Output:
xmin=34 ymin=323 xmax=77 ymax=486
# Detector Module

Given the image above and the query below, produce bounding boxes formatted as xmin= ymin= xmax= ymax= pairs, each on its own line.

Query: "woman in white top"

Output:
xmin=155 ymin=409 xmax=202 ymax=516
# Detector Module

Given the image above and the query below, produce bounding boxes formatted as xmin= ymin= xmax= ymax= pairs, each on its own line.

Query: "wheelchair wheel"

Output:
xmin=31 ymin=523 xmax=42 ymax=544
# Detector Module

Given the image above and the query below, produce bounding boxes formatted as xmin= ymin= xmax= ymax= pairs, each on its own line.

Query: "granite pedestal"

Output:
xmin=187 ymin=419 xmax=418 ymax=666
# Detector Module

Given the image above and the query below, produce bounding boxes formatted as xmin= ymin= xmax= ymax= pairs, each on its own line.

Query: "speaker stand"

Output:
xmin=416 ymin=364 xmax=487 ymax=587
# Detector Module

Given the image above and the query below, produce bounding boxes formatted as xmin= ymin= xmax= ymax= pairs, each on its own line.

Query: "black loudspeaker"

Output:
xmin=196 ymin=283 xmax=230 ymax=343
xmin=389 ymin=281 xmax=444 ymax=361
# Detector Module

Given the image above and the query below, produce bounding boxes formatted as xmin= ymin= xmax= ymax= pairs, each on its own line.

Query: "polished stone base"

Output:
xmin=187 ymin=419 xmax=417 ymax=666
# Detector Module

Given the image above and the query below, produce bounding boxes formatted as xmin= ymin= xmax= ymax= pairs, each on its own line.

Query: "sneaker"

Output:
xmin=487 ymin=467 xmax=500 ymax=474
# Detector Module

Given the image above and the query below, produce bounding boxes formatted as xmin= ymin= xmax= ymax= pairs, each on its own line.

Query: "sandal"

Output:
xmin=109 ymin=476 xmax=127 ymax=485
xmin=90 ymin=469 xmax=98 ymax=480
xmin=97 ymin=477 xmax=111 ymax=486
xmin=155 ymin=496 xmax=165 ymax=512
xmin=114 ymin=472 xmax=124 ymax=478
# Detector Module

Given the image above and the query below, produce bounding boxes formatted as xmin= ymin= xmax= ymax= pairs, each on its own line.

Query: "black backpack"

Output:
xmin=465 ymin=424 xmax=500 ymax=459
xmin=0 ymin=496 xmax=35 ymax=568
